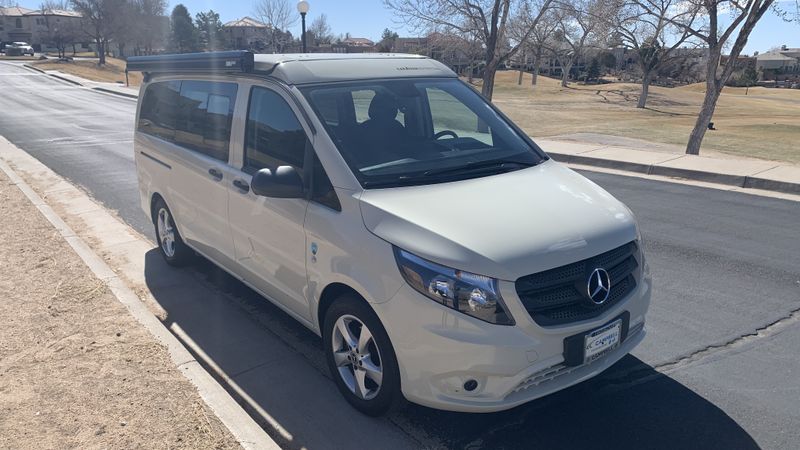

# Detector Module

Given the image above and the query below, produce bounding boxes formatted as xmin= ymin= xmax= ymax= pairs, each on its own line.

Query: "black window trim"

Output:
xmin=244 ymin=85 xmax=341 ymax=212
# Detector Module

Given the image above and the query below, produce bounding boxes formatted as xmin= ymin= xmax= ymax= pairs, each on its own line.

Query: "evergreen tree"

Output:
xmin=196 ymin=10 xmax=225 ymax=51
xmin=378 ymin=28 xmax=399 ymax=52
xmin=169 ymin=4 xmax=198 ymax=53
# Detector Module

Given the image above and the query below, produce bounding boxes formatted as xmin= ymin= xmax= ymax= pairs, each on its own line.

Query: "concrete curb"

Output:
xmin=93 ymin=86 xmax=138 ymax=99
xmin=46 ymin=71 xmax=83 ymax=86
xmin=548 ymin=152 xmax=800 ymax=195
xmin=0 ymin=143 xmax=280 ymax=450
xmin=22 ymin=63 xmax=46 ymax=73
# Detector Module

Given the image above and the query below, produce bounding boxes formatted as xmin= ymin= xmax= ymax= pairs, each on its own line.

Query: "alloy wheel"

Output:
xmin=331 ymin=314 xmax=384 ymax=400
xmin=157 ymin=208 xmax=176 ymax=258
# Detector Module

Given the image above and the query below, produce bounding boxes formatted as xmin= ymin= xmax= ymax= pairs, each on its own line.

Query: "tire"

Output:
xmin=152 ymin=198 xmax=194 ymax=266
xmin=323 ymin=294 xmax=402 ymax=416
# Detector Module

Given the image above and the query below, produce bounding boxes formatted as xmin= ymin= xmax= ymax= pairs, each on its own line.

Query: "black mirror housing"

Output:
xmin=251 ymin=166 xmax=304 ymax=198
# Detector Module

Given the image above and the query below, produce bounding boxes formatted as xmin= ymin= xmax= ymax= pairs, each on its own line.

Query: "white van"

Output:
xmin=129 ymin=51 xmax=651 ymax=416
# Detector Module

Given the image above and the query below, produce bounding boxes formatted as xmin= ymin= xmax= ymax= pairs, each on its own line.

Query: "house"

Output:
xmin=223 ymin=16 xmax=269 ymax=51
xmin=756 ymin=45 xmax=800 ymax=80
xmin=341 ymin=37 xmax=374 ymax=48
xmin=1 ymin=6 xmax=85 ymax=52
xmin=393 ymin=36 xmax=428 ymax=53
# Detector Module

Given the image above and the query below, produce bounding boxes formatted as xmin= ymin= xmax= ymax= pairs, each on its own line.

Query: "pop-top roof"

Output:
xmin=254 ymin=53 xmax=456 ymax=84
xmin=127 ymin=51 xmax=457 ymax=85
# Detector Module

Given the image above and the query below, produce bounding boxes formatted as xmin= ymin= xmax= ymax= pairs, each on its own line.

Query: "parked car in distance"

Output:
xmin=9 ymin=42 xmax=35 ymax=56
xmin=128 ymin=51 xmax=651 ymax=416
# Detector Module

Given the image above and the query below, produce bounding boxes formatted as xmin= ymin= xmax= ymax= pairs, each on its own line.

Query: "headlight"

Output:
xmin=393 ymin=247 xmax=515 ymax=325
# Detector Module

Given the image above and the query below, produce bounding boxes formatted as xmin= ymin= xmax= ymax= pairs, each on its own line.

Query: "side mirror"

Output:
xmin=251 ymin=165 xmax=304 ymax=199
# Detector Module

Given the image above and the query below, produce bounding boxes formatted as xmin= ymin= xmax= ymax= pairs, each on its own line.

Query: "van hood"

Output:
xmin=359 ymin=160 xmax=638 ymax=281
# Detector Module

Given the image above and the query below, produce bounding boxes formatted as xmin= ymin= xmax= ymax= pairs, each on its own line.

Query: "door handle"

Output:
xmin=233 ymin=179 xmax=250 ymax=193
xmin=208 ymin=168 xmax=223 ymax=181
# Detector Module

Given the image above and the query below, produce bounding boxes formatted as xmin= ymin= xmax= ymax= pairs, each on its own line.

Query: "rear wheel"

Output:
xmin=153 ymin=198 xmax=193 ymax=266
xmin=323 ymin=294 xmax=402 ymax=416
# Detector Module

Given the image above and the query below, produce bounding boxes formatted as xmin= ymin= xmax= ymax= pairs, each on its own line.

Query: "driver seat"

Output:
xmin=355 ymin=93 xmax=407 ymax=167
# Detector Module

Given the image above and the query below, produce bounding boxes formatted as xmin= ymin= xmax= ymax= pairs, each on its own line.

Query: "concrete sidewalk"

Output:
xmin=538 ymin=137 xmax=800 ymax=195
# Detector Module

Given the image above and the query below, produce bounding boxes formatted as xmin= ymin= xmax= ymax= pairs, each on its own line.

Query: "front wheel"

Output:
xmin=153 ymin=198 xmax=194 ymax=266
xmin=323 ymin=294 xmax=402 ymax=416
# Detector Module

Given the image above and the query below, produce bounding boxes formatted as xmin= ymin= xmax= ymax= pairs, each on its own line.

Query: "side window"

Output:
xmin=426 ymin=87 xmax=492 ymax=145
xmin=244 ymin=87 xmax=308 ymax=173
xmin=138 ymin=80 xmax=181 ymax=141
xmin=174 ymin=80 xmax=237 ymax=161
xmin=352 ymin=89 xmax=375 ymax=123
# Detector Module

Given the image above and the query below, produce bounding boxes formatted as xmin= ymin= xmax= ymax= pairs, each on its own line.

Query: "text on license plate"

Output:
xmin=584 ymin=320 xmax=622 ymax=363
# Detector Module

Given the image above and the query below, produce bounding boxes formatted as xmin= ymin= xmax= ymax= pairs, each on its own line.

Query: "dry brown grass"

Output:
xmin=489 ymin=71 xmax=800 ymax=163
xmin=33 ymin=56 xmax=142 ymax=87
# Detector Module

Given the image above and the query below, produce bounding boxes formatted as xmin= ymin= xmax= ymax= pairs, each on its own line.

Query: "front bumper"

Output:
xmin=374 ymin=273 xmax=651 ymax=413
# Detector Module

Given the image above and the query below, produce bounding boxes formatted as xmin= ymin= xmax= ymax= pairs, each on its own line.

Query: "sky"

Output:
xmin=15 ymin=0 xmax=800 ymax=54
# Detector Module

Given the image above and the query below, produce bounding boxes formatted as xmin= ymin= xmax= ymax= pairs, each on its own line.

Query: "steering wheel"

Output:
xmin=434 ymin=130 xmax=459 ymax=140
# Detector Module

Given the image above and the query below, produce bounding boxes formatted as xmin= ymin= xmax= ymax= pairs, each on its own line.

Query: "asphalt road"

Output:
xmin=1 ymin=62 xmax=798 ymax=449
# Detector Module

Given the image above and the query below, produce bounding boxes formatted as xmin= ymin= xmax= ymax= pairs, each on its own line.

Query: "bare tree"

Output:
xmin=111 ymin=0 xmax=142 ymax=58
xmin=253 ymin=0 xmax=298 ymax=53
xmin=613 ymin=0 xmax=700 ymax=108
xmin=308 ymin=13 xmax=332 ymax=45
xmin=132 ymin=0 xmax=167 ymax=55
xmin=547 ymin=0 xmax=609 ymax=88
xmin=522 ymin=7 xmax=558 ymax=85
xmin=71 ymin=0 xmax=124 ymax=65
xmin=39 ymin=0 xmax=76 ymax=58
xmin=429 ymin=32 xmax=485 ymax=78
xmin=659 ymin=0 xmax=787 ymax=155
xmin=385 ymin=0 xmax=555 ymax=100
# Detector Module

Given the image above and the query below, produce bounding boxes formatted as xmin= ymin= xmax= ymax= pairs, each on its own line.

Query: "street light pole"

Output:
xmin=301 ymin=12 xmax=307 ymax=53
xmin=297 ymin=1 xmax=310 ymax=53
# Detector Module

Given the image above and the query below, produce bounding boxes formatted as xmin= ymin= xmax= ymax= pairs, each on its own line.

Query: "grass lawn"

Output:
xmin=44 ymin=51 xmax=97 ymax=58
xmin=488 ymin=71 xmax=800 ymax=164
xmin=32 ymin=56 xmax=142 ymax=87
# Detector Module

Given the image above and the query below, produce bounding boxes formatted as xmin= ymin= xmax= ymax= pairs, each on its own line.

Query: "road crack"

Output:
xmin=654 ymin=305 xmax=800 ymax=374
xmin=598 ymin=304 xmax=800 ymax=391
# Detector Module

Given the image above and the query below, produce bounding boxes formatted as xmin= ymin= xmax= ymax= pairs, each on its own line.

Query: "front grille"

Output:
xmin=515 ymin=241 xmax=640 ymax=326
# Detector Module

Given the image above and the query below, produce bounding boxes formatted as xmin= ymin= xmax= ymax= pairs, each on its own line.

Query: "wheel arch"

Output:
xmin=316 ymin=282 xmax=371 ymax=333
xmin=150 ymin=192 xmax=165 ymax=224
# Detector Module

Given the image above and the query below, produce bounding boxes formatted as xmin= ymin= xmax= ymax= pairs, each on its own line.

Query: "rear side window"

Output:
xmin=244 ymin=87 xmax=308 ymax=173
xmin=175 ymin=81 xmax=237 ymax=161
xmin=138 ymin=80 xmax=237 ymax=162
xmin=138 ymin=80 xmax=180 ymax=141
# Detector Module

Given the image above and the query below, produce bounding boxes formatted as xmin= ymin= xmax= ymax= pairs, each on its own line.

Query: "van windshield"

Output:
xmin=300 ymin=79 xmax=546 ymax=188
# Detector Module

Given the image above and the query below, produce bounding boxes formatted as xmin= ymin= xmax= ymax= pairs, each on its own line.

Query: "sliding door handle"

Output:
xmin=208 ymin=168 xmax=223 ymax=181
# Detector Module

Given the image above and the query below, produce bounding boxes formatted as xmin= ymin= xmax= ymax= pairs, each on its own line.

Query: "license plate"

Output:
xmin=584 ymin=319 xmax=622 ymax=364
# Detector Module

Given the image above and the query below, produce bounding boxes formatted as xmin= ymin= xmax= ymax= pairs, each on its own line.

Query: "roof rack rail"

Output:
xmin=126 ymin=51 xmax=255 ymax=74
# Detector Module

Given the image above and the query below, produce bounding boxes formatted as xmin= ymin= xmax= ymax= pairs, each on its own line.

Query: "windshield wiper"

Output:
xmin=422 ymin=159 xmax=537 ymax=177
xmin=362 ymin=159 xmax=539 ymax=189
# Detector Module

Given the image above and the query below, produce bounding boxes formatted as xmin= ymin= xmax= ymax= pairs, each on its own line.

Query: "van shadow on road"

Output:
xmin=143 ymin=250 xmax=757 ymax=450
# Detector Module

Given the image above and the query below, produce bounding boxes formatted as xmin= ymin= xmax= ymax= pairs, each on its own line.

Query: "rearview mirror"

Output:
xmin=251 ymin=166 xmax=304 ymax=199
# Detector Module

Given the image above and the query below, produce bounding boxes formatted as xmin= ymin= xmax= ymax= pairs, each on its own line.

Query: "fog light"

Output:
xmin=463 ymin=379 xmax=478 ymax=392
